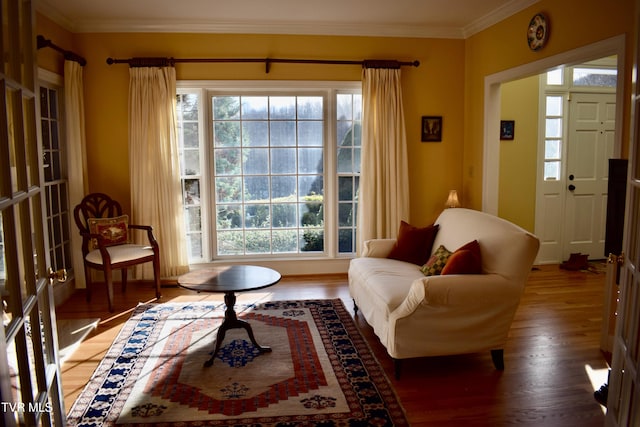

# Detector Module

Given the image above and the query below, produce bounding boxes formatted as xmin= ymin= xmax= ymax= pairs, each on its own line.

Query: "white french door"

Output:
xmin=605 ymin=0 xmax=640 ymax=424
xmin=0 ymin=0 xmax=66 ymax=425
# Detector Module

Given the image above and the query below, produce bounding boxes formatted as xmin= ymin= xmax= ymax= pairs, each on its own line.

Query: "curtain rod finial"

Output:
xmin=36 ymin=35 xmax=49 ymax=50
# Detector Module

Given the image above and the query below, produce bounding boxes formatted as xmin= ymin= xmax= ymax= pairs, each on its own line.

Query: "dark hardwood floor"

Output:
xmin=56 ymin=263 xmax=609 ymax=426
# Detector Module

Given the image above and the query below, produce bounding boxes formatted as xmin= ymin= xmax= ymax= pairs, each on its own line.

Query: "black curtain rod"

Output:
xmin=106 ymin=56 xmax=419 ymax=73
xmin=37 ymin=35 xmax=87 ymax=66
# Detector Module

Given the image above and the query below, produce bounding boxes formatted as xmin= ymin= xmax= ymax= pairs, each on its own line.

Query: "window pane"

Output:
xmin=298 ymin=148 xmax=323 ymax=174
xmin=183 ymin=179 xmax=200 ymax=205
xmin=272 ymin=204 xmax=297 ymax=227
xmin=214 ymin=148 xmax=241 ymax=175
xmin=301 ymin=227 xmax=323 ymax=252
xmin=298 ymin=176 xmax=322 ymax=199
xmin=217 ymin=205 xmax=242 ymax=229
xmin=181 ymin=123 xmax=199 ymax=148
xmin=217 ymin=230 xmax=244 ymax=255
xmin=182 ymin=149 xmax=200 ymax=175
xmin=178 ymin=93 xmax=199 ymax=120
xmin=270 ymin=121 xmax=296 ymax=146
xmin=244 ymin=176 xmax=270 ymax=201
xmin=544 ymin=161 xmax=561 ymax=180
xmin=337 ymin=94 xmax=353 ymax=120
xmin=270 ymin=96 xmax=296 ymax=119
xmin=185 ymin=206 xmax=201 ymax=231
xmin=243 ymin=148 xmax=269 ymax=175
xmin=214 ymin=121 xmax=240 ymax=147
xmin=216 ymin=177 xmax=242 ymax=203
xmin=271 ymin=148 xmax=296 ymax=174
xmin=545 ymin=118 xmax=562 ymax=138
xmin=546 ymin=96 xmax=563 ymax=116
xmin=573 ymin=67 xmax=617 ymax=87
xmin=337 ymin=148 xmax=353 ymax=173
xmin=297 ymin=96 xmax=323 ymax=119
xmin=242 ymin=121 xmax=268 ymax=146
xmin=545 ymin=140 xmax=561 ymax=160
xmin=241 ymin=96 xmax=268 ymax=119
xmin=272 ymin=229 xmax=298 ymax=253
xmin=298 ymin=121 xmax=323 ymax=146
xmin=271 ymin=176 xmax=296 ymax=199
xmin=337 ymin=121 xmax=353 ymax=147
xmin=547 ymin=68 xmax=563 ymax=85
xmin=338 ymin=228 xmax=354 ymax=253
xmin=187 ymin=234 xmax=203 ymax=258
xmin=338 ymin=202 xmax=354 ymax=226
xmin=246 ymin=230 xmax=271 ymax=253
xmin=245 ymin=204 xmax=270 ymax=228
xmin=338 ymin=176 xmax=353 ymax=200
xmin=213 ymin=96 xmax=240 ymax=119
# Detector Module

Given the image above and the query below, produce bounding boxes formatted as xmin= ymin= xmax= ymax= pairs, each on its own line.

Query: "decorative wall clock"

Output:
xmin=527 ymin=13 xmax=549 ymax=51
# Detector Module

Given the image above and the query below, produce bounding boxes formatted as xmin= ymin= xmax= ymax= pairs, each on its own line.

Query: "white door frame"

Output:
xmin=483 ymin=35 xmax=626 ymax=219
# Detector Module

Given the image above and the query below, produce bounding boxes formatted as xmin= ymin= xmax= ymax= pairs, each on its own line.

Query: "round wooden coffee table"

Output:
xmin=178 ymin=265 xmax=282 ymax=367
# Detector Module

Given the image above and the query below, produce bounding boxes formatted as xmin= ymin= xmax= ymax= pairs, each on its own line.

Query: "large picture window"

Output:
xmin=177 ymin=82 xmax=361 ymax=262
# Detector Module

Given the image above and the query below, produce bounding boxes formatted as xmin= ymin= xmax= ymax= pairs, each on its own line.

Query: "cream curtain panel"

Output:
xmin=64 ymin=60 xmax=89 ymax=288
xmin=357 ymin=67 xmax=410 ymax=252
xmin=128 ymin=66 xmax=189 ymax=278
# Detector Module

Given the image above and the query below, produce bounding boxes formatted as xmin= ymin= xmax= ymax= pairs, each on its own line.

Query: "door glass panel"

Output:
xmin=24 ymin=96 xmax=39 ymax=188
xmin=545 ymin=118 xmax=562 ymax=138
xmin=544 ymin=161 xmax=561 ymax=180
xmin=544 ymin=140 xmax=561 ymax=159
xmin=636 ymin=124 xmax=640 ymax=180
xmin=621 ymin=272 xmax=635 ymax=348
xmin=546 ymin=96 xmax=563 ymax=116
xmin=630 ymin=188 xmax=640 ymax=262
xmin=7 ymin=86 xmax=20 ymax=193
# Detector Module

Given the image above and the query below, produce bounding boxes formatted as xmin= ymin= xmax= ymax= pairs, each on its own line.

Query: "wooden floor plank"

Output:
xmin=57 ymin=264 xmax=608 ymax=426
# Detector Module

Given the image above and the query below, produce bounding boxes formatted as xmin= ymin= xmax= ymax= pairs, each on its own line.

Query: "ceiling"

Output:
xmin=38 ymin=0 xmax=540 ymax=39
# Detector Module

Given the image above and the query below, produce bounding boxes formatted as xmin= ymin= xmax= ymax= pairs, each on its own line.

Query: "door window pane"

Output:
xmin=573 ymin=67 xmax=617 ymax=87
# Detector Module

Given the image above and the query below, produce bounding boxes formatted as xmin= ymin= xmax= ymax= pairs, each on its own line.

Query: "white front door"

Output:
xmin=563 ymin=92 xmax=616 ymax=259
xmin=0 ymin=0 xmax=66 ymax=425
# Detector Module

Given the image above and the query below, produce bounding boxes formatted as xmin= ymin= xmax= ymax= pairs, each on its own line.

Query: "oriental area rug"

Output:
xmin=66 ymin=299 xmax=408 ymax=426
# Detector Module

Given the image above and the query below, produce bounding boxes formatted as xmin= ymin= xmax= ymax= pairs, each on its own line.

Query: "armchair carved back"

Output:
xmin=73 ymin=193 xmax=124 ymax=253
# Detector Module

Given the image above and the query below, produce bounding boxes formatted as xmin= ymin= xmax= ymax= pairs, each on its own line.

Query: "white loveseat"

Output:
xmin=348 ymin=208 xmax=540 ymax=377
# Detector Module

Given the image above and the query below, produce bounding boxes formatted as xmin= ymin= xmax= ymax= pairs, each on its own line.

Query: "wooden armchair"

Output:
xmin=73 ymin=193 xmax=161 ymax=312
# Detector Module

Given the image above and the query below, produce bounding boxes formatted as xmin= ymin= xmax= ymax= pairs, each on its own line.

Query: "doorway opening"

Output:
xmin=483 ymin=35 xmax=626 ymax=265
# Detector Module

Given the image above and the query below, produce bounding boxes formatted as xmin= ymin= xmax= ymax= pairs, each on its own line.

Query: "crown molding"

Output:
xmin=464 ymin=0 xmax=540 ymax=38
xmin=37 ymin=0 xmax=538 ymax=39
xmin=53 ymin=19 xmax=466 ymax=39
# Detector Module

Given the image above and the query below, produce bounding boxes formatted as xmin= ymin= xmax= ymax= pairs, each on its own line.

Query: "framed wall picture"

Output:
xmin=500 ymin=120 xmax=515 ymax=140
xmin=421 ymin=116 xmax=442 ymax=142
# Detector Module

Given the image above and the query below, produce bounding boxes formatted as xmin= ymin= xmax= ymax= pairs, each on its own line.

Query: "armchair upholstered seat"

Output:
xmin=74 ymin=193 xmax=161 ymax=312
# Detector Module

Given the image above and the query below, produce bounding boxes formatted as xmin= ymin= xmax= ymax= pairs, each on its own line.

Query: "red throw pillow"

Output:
xmin=441 ymin=240 xmax=482 ymax=275
xmin=387 ymin=221 xmax=439 ymax=266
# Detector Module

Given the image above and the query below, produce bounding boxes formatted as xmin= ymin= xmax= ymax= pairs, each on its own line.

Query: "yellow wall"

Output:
xmin=36 ymin=0 xmax=635 ymax=230
xmin=499 ymin=75 xmax=539 ymax=230
xmin=35 ymin=28 xmax=464 ymax=225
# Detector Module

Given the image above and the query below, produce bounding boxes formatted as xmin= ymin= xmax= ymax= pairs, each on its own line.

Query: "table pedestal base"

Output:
xmin=204 ymin=291 xmax=272 ymax=367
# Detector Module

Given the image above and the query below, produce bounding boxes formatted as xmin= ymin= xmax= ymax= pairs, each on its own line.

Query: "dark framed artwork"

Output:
xmin=500 ymin=120 xmax=515 ymax=140
xmin=421 ymin=116 xmax=442 ymax=142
